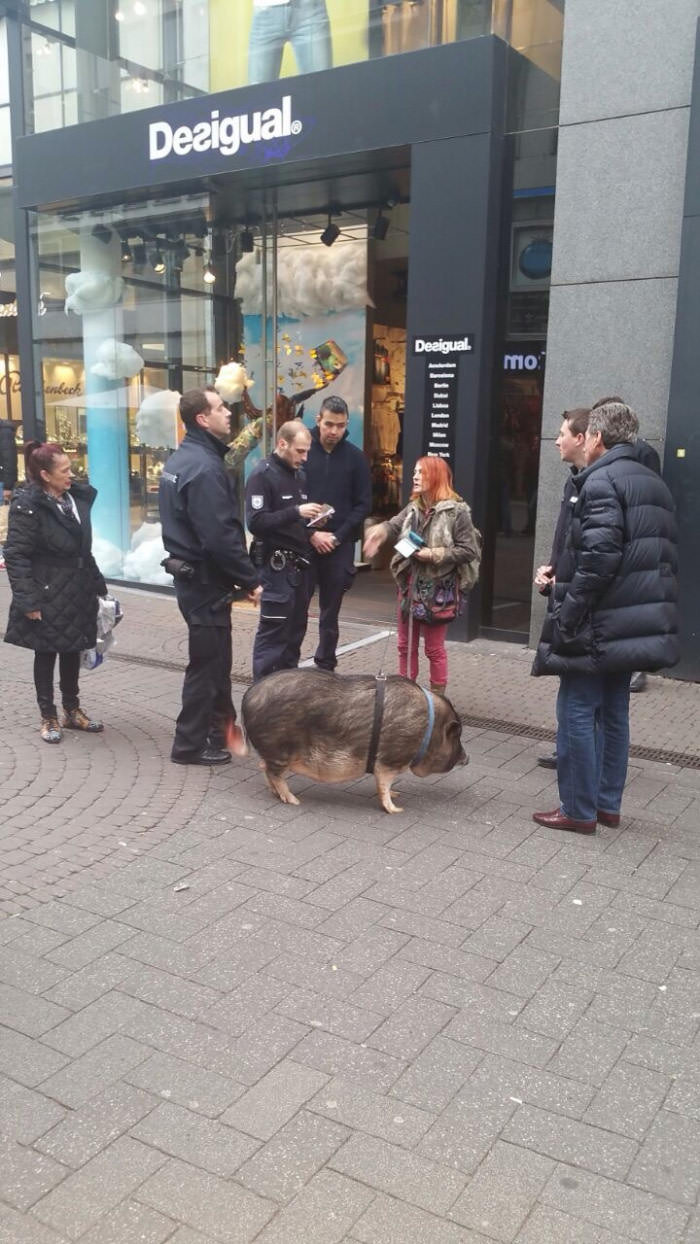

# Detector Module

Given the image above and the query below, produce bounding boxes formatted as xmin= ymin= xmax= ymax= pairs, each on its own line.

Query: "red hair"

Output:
xmin=411 ymin=456 xmax=460 ymax=504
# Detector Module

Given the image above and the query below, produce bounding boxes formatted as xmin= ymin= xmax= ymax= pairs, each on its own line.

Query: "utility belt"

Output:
xmin=161 ymin=556 xmax=238 ymax=593
xmin=268 ymin=548 xmax=310 ymax=573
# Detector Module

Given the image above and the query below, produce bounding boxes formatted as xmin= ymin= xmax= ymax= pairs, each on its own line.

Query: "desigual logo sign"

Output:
xmin=149 ymin=96 xmax=302 ymax=161
xmin=412 ymin=335 xmax=474 ymax=356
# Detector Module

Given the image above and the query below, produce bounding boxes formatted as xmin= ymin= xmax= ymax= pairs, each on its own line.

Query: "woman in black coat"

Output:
xmin=4 ymin=441 xmax=108 ymax=743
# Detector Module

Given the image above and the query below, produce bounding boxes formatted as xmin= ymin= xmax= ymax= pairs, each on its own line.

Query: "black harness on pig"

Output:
xmin=365 ymin=675 xmax=435 ymax=773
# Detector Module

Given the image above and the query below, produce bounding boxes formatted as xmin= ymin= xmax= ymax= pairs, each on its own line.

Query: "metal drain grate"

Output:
xmin=111 ymin=652 xmax=700 ymax=770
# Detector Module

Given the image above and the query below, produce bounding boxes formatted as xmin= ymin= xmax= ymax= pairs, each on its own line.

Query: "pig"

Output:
xmin=241 ymin=669 xmax=468 ymax=814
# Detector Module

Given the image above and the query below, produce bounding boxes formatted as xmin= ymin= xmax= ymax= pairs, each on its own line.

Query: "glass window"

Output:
xmin=30 ymin=193 xmax=217 ymax=582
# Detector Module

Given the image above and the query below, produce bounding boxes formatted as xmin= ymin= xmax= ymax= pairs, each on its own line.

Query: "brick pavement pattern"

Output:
xmin=1 ymin=575 xmax=699 ymax=1242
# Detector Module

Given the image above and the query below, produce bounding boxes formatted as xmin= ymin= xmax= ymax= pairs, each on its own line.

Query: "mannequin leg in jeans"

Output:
xmin=248 ymin=0 xmax=331 ymax=85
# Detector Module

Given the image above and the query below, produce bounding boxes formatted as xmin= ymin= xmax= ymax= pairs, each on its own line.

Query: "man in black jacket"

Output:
xmin=0 ymin=419 xmax=18 ymax=506
xmin=304 ymin=396 xmax=371 ymax=671
xmin=159 ymin=387 xmax=261 ymax=766
xmin=531 ymin=401 xmax=679 ymax=833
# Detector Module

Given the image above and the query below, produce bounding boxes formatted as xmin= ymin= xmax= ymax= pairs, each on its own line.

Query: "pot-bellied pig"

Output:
xmin=241 ymin=669 xmax=468 ymax=814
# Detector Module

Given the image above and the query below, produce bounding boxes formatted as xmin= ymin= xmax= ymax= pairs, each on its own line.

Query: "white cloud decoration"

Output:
xmin=90 ymin=339 xmax=144 ymax=381
xmin=215 ymin=361 xmax=254 ymax=404
xmin=64 ymin=271 xmax=125 ymax=315
xmin=135 ymin=389 xmax=181 ymax=449
xmin=123 ymin=523 xmax=172 ymax=585
xmin=235 ymin=238 xmax=371 ymax=319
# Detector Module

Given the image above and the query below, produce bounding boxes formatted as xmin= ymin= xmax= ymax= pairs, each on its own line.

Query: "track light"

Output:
xmin=148 ymin=246 xmax=165 ymax=274
xmin=373 ymin=211 xmax=389 ymax=241
xmin=92 ymin=223 xmax=112 ymax=245
xmin=240 ymin=228 xmax=255 ymax=254
xmin=320 ymin=213 xmax=339 ymax=248
xmin=202 ymin=259 xmax=216 ymax=284
xmin=120 ymin=237 xmax=133 ymax=263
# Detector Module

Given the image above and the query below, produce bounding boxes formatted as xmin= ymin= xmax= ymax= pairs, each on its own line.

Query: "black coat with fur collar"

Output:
xmin=3 ymin=481 xmax=107 ymax=653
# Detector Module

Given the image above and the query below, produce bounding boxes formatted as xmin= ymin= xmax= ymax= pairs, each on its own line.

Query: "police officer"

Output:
xmin=245 ymin=419 xmax=322 ymax=679
xmin=159 ymin=387 xmax=261 ymax=765
xmin=305 ymin=395 xmax=371 ymax=671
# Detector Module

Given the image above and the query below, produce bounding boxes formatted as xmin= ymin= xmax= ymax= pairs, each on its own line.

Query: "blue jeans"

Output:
xmin=248 ymin=0 xmax=332 ymax=84
xmin=556 ymin=671 xmax=632 ymax=821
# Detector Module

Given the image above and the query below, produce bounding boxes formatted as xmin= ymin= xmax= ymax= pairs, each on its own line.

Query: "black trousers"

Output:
xmin=307 ymin=542 xmax=355 ymax=671
xmin=34 ymin=651 xmax=81 ymax=718
xmin=171 ymin=616 xmax=236 ymax=760
xmin=252 ymin=562 xmax=310 ymax=681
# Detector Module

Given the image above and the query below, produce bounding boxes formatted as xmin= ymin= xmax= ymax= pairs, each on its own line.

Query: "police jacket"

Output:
xmin=305 ymin=428 xmax=372 ymax=546
xmin=245 ymin=452 xmax=311 ymax=558
xmin=532 ymin=443 xmax=679 ymax=676
xmin=158 ymin=425 xmax=258 ymax=591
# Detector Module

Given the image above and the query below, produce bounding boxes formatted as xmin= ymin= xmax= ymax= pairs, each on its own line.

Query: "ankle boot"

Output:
xmin=62 ymin=707 xmax=103 ymax=733
xmin=430 ymin=683 xmax=447 ymax=696
xmin=40 ymin=716 xmax=62 ymax=743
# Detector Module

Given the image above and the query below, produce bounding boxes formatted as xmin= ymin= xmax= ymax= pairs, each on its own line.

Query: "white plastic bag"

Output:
xmin=81 ymin=595 xmax=123 ymax=672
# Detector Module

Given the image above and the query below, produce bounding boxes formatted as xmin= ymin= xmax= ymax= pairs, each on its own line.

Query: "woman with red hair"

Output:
xmin=364 ymin=457 xmax=480 ymax=693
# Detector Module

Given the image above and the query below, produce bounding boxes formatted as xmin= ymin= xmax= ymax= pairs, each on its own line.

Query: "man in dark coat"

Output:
xmin=159 ymin=387 xmax=261 ymax=766
xmin=304 ymin=396 xmax=371 ymax=671
xmin=531 ymin=401 xmax=679 ymax=834
xmin=0 ymin=419 xmax=18 ymax=505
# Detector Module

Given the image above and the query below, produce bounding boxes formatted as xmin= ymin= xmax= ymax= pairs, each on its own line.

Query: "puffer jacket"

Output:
xmin=384 ymin=498 xmax=481 ymax=593
xmin=532 ymin=444 xmax=679 ymax=675
xmin=3 ymin=482 xmax=107 ymax=653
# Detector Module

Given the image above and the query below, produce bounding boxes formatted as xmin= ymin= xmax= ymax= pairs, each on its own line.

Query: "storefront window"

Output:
xmin=30 ymin=193 xmax=218 ymax=583
xmin=0 ymin=19 xmax=11 ymax=166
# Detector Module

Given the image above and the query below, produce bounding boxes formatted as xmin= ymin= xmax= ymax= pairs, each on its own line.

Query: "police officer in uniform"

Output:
xmin=245 ymin=419 xmax=322 ymax=679
xmin=159 ymin=387 xmax=261 ymax=765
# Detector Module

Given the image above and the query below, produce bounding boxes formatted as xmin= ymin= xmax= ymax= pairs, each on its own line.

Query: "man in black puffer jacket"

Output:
xmin=532 ymin=401 xmax=679 ymax=834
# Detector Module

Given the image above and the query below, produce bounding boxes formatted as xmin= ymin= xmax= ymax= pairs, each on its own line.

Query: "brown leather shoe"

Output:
xmin=532 ymin=809 xmax=596 ymax=834
xmin=597 ymin=810 xmax=621 ymax=828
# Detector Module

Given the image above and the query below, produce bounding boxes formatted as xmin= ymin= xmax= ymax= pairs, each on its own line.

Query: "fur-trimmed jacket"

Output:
xmin=383 ymin=498 xmax=481 ymax=593
xmin=3 ymin=481 xmax=107 ymax=653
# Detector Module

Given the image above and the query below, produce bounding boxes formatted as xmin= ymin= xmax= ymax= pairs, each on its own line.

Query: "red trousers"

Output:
xmin=396 ymin=603 xmax=448 ymax=684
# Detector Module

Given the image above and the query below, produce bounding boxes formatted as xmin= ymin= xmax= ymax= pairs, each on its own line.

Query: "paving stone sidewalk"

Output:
xmin=1 ymin=576 xmax=699 ymax=1243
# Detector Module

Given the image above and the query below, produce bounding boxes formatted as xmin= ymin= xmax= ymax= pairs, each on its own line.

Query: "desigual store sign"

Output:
xmin=149 ymin=96 xmax=303 ymax=162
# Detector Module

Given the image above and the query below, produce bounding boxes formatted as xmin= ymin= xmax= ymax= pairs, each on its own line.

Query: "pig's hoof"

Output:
xmin=382 ymin=799 xmax=404 ymax=814
xmin=280 ymin=791 xmax=300 ymax=806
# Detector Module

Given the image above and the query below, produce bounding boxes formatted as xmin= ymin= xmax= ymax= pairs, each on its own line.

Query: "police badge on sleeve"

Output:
xmin=251 ymin=495 xmax=264 ymax=510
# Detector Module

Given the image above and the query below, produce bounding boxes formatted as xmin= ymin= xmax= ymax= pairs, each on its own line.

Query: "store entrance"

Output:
xmin=213 ymin=172 xmax=411 ymax=628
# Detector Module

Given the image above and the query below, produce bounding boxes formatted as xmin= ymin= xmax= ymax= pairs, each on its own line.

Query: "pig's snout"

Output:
xmin=457 ymin=746 xmax=469 ymax=767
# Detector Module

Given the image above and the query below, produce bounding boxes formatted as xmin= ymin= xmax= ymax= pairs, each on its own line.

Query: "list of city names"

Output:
xmin=423 ymin=358 xmax=458 ymax=466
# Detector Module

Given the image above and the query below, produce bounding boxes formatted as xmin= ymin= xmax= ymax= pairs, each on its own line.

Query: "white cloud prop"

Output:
xmin=123 ymin=523 xmax=172 ymax=585
xmin=215 ymin=362 xmax=254 ymax=404
xmin=91 ymin=339 xmax=144 ymax=381
xmin=235 ymin=238 xmax=371 ymax=319
xmin=92 ymin=535 xmax=124 ymax=578
xmin=65 ymin=271 xmax=124 ymax=315
xmin=135 ymin=389 xmax=181 ymax=449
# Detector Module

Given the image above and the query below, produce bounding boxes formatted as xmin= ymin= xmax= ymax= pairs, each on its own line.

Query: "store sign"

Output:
xmin=149 ymin=96 xmax=302 ymax=162
xmin=423 ymin=358 xmax=458 ymax=465
xmin=413 ymin=334 xmax=474 ymax=356
xmin=503 ymin=349 xmax=545 ymax=372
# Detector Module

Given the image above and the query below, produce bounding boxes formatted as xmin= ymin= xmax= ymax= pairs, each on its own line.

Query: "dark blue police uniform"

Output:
xmin=159 ymin=425 xmax=259 ymax=761
xmin=245 ymin=451 xmax=312 ymax=680
xmin=304 ymin=427 xmax=372 ymax=670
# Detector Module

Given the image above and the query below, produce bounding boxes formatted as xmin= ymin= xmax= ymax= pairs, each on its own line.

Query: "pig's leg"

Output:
xmin=262 ymin=764 xmax=300 ymax=806
xmin=374 ymin=765 xmax=404 ymax=814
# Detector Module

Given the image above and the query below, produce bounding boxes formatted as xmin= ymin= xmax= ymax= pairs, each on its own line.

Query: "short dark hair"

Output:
xmin=179 ymin=389 xmax=211 ymax=428
xmin=564 ymin=407 xmax=590 ymax=437
xmin=592 ymin=394 xmax=624 ymax=409
xmin=319 ymin=395 xmax=348 ymax=419
xmin=24 ymin=440 xmax=64 ymax=484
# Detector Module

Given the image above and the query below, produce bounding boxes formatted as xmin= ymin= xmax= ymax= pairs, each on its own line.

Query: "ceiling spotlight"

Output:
xmin=373 ymin=210 xmax=389 ymax=241
xmin=148 ymin=246 xmax=165 ymax=274
xmin=202 ymin=259 xmax=216 ymax=284
xmin=91 ymin=223 xmax=112 ymax=245
xmin=120 ymin=237 xmax=133 ymax=263
xmin=320 ymin=214 xmax=339 ymax=248
xmin=240 ymin=228 xmax=254 ymax=254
